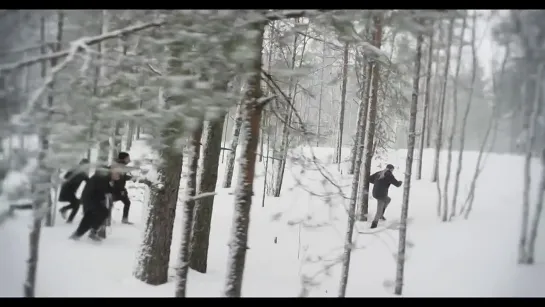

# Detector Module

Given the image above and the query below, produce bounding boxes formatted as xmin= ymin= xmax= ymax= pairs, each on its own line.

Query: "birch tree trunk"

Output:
xmin=432 ymin=19 xmax=454 ymax=184
xmin=316 ymin=39 xmax=325 ymax=147
xmin=394 ymin=26 xmax=423 ymax=296
xmin=357 ymin=15 xmax=383 ymax=222
xmin=416 ymin=25 xmax=434 ymax=180
xmin=444 ymin=16 xmax=467 ymax=221
xmin=334 ymin=42 xmax=349 ymax=166
xmin=433 ymin=19 xmax=454 ymax=222
xmin=519 ymin=63 xmax=544 ymax=264
xmin=452 ymin=12 xmax=477 ymax=217
xmin=175 ymin=120 xmax=203 ymax=297
xmin=337 ymin=53 xmax=374 ymax=299
xmin=223 ymin=16 xmax=266 ymax=297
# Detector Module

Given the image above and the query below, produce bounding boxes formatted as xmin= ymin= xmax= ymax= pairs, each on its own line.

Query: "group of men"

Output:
xmin=58 ymin=152 xmax=133 ymax=242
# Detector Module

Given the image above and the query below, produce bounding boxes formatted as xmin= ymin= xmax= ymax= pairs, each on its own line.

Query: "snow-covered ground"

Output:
xmin=0 ymin=140 xmax=544 ymax=297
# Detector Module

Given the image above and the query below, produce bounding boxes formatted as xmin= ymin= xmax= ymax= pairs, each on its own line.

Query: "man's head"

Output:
xmin=117 ymin=152 xmax=131 ymax=165
xmin=386 ymin=164 xmax=395 ymax=172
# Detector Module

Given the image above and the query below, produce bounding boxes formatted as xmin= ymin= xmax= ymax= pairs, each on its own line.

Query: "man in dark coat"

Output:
xmin=111 ymin=152 xmax=133 ymax=224
xmin=368 ymin=164 xmax=402 ymax=229
xmin=70 ymin=165 xmax=121 ymax=241
xmin=59 ymin=159 xmax=90 ymax=223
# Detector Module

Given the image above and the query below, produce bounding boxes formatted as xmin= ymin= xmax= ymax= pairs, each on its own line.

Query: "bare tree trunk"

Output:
xmin=223 ymin=101 xmax=244 ymax=189
xmin=461 ymin=110 xmax=497 ymax=219
xmin=337 ymin=39 xmax=377 ymax=298
xmin=518 ymin=63 xmax=544 ymax=264
xmin=394 ymin=26 xmax=423 ymax=296
xmin=334 ymin=42 xmax=350 ymax=167
xmin=262 ymin=110 xmax=271 ymax=207
xmin=427 ymin=29 xmax=442 ymax=149
xmin=273 ymin=26 xmax=309 ymax=197
xmin=452 ymin=12 xmax=477 ymax=217
xmin=223 ymin=17 xmax=266 ymax=297
xmin=43 ymin=12 xmax=64 ymax=227
xmin=433 ymin=19 xmax=454 ymax=222
xmin=189 ymin=113 xmax=226 ymax=273
xmin=444 ymin=16 xmax=467 ymax=221
xmin=24 ymin=12 xmax=56 ymax=297
xmin=357 ymin=17 xmax=383 ymax=222
xmin=175 ymin=121 xmax=203 ymax=297
xmin=527 ymin=147 xmax=545 ymax=264
xmin=221 ymin=113 xmax=229 ymax=163
xmin=316 ymin=39 xmax=325 ymax=147
xmin=416 ymin=25 xmax=434 ymax=180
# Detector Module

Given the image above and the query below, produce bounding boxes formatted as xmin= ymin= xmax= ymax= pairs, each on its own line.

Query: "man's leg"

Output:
xmin=120 ymin=194 xmax=132 ymax=224
xmin=89 ymin=206 xmax=109 ymax=241
xmin=380 ymin=196 xmax=392 ymax=220
xmin=66 ymin=195 xmax=81 ymax=223
xmin=71 ymin=210 xmax=94 ymax=239
xmin=371 ymin=198 xmax=386 ymax=229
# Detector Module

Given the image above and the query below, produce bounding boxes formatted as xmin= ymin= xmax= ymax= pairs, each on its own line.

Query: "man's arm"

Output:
xmin=369 ymin=172 xmax=379 ymax=184
xmin=387 ymin=172 xmax=402 ymax=187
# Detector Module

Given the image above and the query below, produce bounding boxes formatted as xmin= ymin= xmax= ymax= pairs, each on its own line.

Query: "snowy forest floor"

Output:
xmin=1 ymin=140 xmax=544 ymax=297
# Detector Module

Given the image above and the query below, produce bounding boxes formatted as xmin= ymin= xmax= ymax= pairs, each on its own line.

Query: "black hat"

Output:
xmin=386 ymin=164 xmax=394 ymax=170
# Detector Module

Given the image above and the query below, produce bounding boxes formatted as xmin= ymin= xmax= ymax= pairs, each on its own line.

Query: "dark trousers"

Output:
xmin=59 ymin=194 xmax=80 ymax=223
xmin=74 ymin=206 xmax=109 ymax=237
xmin=113 ymin=193 xmax=131 ymax=219
xmin=372 ymin=196 xmax=391 ymax=223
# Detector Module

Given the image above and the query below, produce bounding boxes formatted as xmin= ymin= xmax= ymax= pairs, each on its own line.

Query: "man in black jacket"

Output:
xmin=111 ymin=152 xmax=133 ymax=224
xmin=59 ymin=159 xmax=90 ymax=223
xmin=70 ymin=166 xmax=121 ymax=241
xmin=368 ymin=164 xmax=402 ymax=229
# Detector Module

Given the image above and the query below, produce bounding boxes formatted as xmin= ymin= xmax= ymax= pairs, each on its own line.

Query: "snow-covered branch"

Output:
xmin=0 ymin=20 xmax=164 ymax=73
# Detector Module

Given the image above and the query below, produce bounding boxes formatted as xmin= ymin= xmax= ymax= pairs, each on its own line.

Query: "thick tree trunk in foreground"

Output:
xmin=223 ymin=17 xmax=266 ymax=297
xmin=175 ymin=121 xmax=203 ymax=297
xmin=357 ymin=16 xmax=383 ymax=222
xmin=189 ymin=113 xmax=227 ymax=273
xmin=394 ymin=27 xmax=423 ymax=296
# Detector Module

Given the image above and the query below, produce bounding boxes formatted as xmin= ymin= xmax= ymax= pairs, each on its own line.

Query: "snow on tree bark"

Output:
xmin=357 ymin=15 xmax=383 ymax=222
xmin=134 ymin=123 xmax=183 ymax=285
xmin=175 ymin=120 xmax=203 ymax=297
xmin=394 ymin=25 xmax=423 ymax=295
xmin=189 ymin=113 xmax=227 ymax=273
xmin=223 ymin=16 xmax=266 ymax=297
xmin=134 ymin=39 xmax=188 ymax=285
xmin=223 ymin=101 xmax=244 ymax=189
xmin=416 ymin=25 xmax=434 ymax=180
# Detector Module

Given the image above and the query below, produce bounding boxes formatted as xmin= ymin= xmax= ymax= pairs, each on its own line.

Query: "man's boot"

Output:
xmin=122 ymin=217 xmax=134 ymax=225
xmin=370 ymin=221 xmax=378 ymax=229
xmin=88 ymin=229 xmax=102 ymax=242
xmin=69 ymin=232 xmax=81 ymax=240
